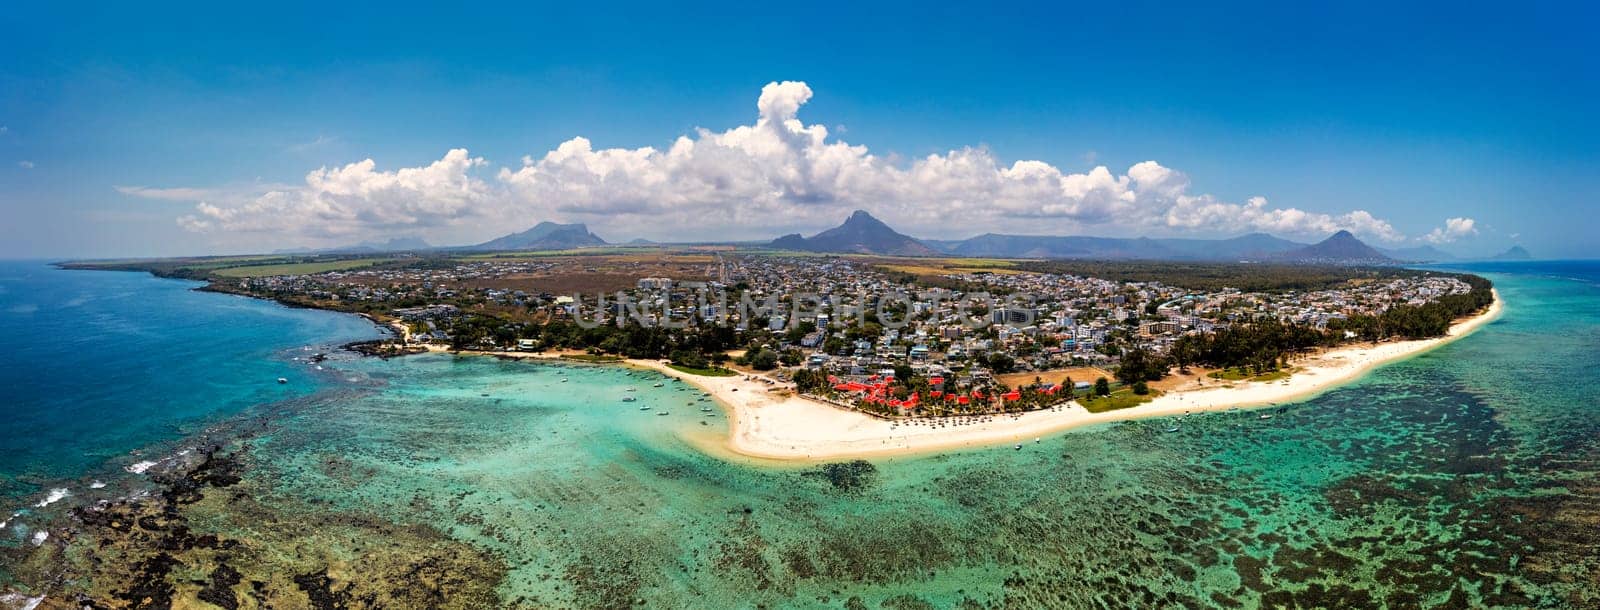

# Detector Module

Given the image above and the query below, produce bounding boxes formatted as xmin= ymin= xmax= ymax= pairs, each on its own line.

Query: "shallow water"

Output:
xmin=3 ymin=261 xmax=1600 ymax=607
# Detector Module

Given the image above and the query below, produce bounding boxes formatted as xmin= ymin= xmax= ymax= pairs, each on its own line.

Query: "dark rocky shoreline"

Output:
xmin=0 ymin=363 xmax=504 ymax=609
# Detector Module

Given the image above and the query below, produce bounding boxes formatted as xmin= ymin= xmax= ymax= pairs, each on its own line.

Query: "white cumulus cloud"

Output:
xmin=169 ymin=81 xmax=1410 ymax=245
xmin=1423 ymin=217 xmax=1478 ymax=244
xmin=177 ymin=149 xmax=491 ymax=239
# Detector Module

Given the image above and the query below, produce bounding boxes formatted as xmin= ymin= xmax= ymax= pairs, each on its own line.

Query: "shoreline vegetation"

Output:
xmin=417 ymin=290 xmax=1500 ymax=461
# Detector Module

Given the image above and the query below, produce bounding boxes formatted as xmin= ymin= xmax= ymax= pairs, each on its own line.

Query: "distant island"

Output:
xmin=1492 ymin=245 xmax=1534 ymax=261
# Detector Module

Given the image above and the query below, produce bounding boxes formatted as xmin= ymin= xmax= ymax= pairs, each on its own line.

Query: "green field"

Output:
xmin=668 ymin=364 xmax=738 ymax=377
xmin=1078 ymin=388 xmax=1156 ymax=413
xmin=212 ymin=258 xmax=393 ymax=277
xmin=1208 ymin=368 xmax=1292 ymax=383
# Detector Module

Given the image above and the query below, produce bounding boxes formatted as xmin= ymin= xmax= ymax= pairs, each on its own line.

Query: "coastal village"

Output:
xmin=222 ymin=252 xmax=1481 ymax=417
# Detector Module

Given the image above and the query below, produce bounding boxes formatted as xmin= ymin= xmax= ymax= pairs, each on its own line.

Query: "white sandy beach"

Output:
xmin=648 ymin=290 xmax=1503 ymax=461
xmin=428 ymin=291 xmax=1501 ymax=462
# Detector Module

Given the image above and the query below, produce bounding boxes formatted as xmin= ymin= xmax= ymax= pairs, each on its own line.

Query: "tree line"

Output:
xmin=1120 ymin=274 xmax=1493 ymax=379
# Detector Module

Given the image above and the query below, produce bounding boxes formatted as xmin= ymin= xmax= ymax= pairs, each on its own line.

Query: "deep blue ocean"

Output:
xmin=0 ymin=261 xmax=382 ymax=504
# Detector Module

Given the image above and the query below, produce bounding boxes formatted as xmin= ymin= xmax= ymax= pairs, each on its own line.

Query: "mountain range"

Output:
xmin=326 ymin=210 xmax=1507 ymax=264
xmin=771 ymin=211 xmax=1409 ymax=263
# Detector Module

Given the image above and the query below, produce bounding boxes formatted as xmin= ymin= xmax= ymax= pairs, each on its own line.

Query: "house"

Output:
xmin=1140 ymin=321 xmax=1179 ymax=338
xmin=909 ymin=345 xmax=930 ymax=361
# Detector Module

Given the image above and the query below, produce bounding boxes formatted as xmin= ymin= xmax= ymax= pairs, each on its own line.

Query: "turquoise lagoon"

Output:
xmin=2 ymin=260 xmax=1599 ymax=608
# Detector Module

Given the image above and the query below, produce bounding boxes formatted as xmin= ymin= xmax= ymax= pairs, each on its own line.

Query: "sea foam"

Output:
xmin=0 ymin=593 xmax=46 ymax=610
xmin=126 ymin=460 xmax=158 ymax=474
xmin=33 ymin=488 xmax=69 ymax=508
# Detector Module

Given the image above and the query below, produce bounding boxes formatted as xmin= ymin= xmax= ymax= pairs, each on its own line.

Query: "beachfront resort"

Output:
xmin=212 ymin=252 xmax=1492 ymax=421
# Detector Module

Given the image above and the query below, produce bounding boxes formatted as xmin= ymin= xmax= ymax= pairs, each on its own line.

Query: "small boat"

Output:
xmin=560 ymin=378 xmax=569 ymax=383
xmin=653 ymin=383 xmax=663 ymax=388
xmin=1165 ymin=426 xmax=1181 ymax=433
xmin=1259 ymin=414 xmax=1273 ymax=420
xmin=1034 ymin=437 xmax=1041 ymax=443
xmin=638 ymin=405 xmax=651 ymax=411
xmin=276 ymin=377 xmax=288 ymax=384
xmin=656 ymin=411 xmax=669 ymax=416
xmin=625 ymin=387 xmax=637 ymax=392
xmin=622 ymin=396 xmax=638 ymax=402
xmin=700 ymin=407 xmax=713 ymax=412
xmin=1014 ymin=444 xmax=1023 ymax=451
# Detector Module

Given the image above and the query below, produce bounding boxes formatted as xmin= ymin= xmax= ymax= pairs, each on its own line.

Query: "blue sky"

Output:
xmin=1 ymin=1 xmax=1595 ymax=258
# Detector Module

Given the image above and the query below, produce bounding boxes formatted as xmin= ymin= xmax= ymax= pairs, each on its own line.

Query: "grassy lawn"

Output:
xmin=667 ymin=364 xmax=738 ymax=377
xmin=560 ymin=354 xmax=624 ymax=363
xmin=1252 ymin=370 xmax=1292 ymax=382
xmin=1077 ymin=388 xmax=1157 ymax=413
xmin=1208 ymin=367 xmax=1293 ymax=383
xmin=212 ymin=258 xmax=394 ymax=277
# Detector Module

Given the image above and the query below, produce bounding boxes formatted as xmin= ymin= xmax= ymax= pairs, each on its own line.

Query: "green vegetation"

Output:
xmin=560 ymin=354 xmax=624 ymax=363
xmin=1208 ymin=368 xmax=1292 ymax=382
xmin=58 ymin=255 xmax=304 ymax=279
xmin=1079 ymin=388 xmax=1154 ymax=413
xmin=1328 ymin=274 xmax=1496 ymax=340
xmin=1168 ymin=274 xmax=1495 ymax=374
xmin=666 ymin=349 xmax=737 ymax=376
xmin=667 ymin=364 xmax=738 ymax=377
xmin=743 ymin=348 xmax=780 ymax=371
xmin=212 ymin=258 xmax=394 ymax=277
xmin=792 ymin=368 xmax=831 ymax=394
xmin=1114 ymin=347 xmax=1166 ymax=384
xmin=446 ymin=319 xmax=740 ymax=363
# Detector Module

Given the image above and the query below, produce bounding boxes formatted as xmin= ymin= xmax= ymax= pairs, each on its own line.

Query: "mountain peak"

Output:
xmin=471 ymin=221 xmax=607 ymax=251
xmin=1492 ymin=245 xmax=1533 ymax=261
xmin=1278 ymin=230 xmax=1392 ymax=263
xmin=842 ymin=210 xmax=888 ymax=228
xmin=768 ymin=210 xmax=935 ymax=256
